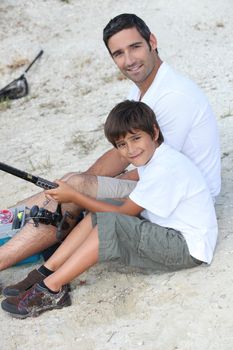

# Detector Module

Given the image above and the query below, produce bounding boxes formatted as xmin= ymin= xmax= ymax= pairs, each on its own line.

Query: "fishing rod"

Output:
xmin=0 ymin=162 xmax=58 ymax=190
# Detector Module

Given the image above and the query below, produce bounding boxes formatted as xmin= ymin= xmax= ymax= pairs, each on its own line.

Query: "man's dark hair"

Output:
xmin=104 ymin=100 xmax=164 ymax=147
xmin=103 ymin=13 xmax=157 ymax=54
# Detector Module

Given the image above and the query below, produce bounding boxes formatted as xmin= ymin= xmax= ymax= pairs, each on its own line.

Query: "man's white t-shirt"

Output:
xmin=129 ymin=143 xmax=218 ymax=264
xmin=127 ymin=62 xmax=221 ymax=198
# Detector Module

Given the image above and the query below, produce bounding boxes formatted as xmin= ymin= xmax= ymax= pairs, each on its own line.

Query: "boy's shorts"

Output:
xmin=97 ymin=176 xmax=137 ymax=199
xmin=91 ymin=207 xmax=201 ymax=272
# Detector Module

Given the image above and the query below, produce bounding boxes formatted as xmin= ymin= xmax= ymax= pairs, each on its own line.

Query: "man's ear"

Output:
xmin=149 ymin=34 xmax=157 ymax=51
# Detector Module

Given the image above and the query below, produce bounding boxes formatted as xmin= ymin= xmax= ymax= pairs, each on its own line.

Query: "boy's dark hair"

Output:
xmin=103 ymin=13 xmax=157 ymax=54
xmin=104 ymin=100 xmax=164 ymax=147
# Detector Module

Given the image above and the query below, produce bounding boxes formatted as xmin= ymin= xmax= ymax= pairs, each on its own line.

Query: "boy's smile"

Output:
xmin=115 ymin=129 xmax=159 ymax=167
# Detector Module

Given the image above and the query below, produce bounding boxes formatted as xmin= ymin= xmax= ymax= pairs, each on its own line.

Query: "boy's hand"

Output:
xmin=45 ymin=180 xmax=76 ymax=203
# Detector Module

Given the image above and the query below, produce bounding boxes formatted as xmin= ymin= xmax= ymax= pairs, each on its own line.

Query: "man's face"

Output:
xmin=115 ymin=128 xmax=159 ymax=167
xmin=107 ymin=27 xmax=157 ymax=88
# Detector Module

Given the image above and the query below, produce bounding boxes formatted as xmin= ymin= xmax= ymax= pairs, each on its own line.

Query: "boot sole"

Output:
xmin=1 ymin=295 xmax=72 ymax=319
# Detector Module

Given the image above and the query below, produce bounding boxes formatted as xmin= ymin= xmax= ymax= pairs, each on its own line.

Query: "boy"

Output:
xmin=1 ymin=100 xmax=218 ymax=318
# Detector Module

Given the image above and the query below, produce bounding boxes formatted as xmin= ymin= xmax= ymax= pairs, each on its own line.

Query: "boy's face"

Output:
xmin=107 ymin=27 xmax=158 ymax=91
xmin=115 ymin=128 xmax=159 ymax=167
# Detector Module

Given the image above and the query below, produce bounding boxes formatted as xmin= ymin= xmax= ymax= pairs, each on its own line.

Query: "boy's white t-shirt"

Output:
xmin=127 ymin=62 xmax=221 ymax=198
xmin=129 ymin=143 xmax=218 ymax=264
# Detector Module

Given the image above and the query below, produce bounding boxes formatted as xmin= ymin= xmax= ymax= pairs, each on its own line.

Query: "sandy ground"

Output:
xmin=0 ymin=0 xmax=233 ymax=349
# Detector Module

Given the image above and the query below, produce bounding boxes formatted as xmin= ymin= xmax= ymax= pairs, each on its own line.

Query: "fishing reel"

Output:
xmin=29 ymin=204 xmax=73 ymax=241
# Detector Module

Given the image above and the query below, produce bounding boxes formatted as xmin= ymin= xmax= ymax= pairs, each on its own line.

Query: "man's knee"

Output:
xmin=60 ymin=172 xmax=79 ymax=182
xmin=66 ymin=173 xmax=98 ymax=198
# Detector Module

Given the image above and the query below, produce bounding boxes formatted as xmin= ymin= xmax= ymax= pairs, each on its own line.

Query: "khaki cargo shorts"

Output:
xmin=91 ymin=203 xmax=201 ymax=272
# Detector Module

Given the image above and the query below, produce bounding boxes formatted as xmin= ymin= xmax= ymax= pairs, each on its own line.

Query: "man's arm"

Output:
xmin=84 ymin=148 xmax=129 ymax=177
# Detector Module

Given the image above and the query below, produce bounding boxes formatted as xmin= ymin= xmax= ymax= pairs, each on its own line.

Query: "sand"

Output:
xmin=0 ymin=0 xmax=233 ymax=349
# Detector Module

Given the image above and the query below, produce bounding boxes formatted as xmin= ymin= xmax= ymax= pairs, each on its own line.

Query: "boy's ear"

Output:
xmin=153 ymin=125 xmax=160 ymax=142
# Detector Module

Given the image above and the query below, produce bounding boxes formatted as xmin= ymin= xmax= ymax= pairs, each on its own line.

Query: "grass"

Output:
xmin=221 ymin=107 xmax=233 ymax=119
xmin=66 ymin=132 xmax=98 ymax=157
xmin=28 ymin=155 xmax=52 ymax=172
xmin=0 ymin=99 xmax=11 ymax=111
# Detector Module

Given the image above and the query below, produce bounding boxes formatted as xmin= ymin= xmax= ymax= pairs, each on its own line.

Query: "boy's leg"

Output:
xmin=44 ymin=225 xmax=99 ymax=292
xmin=44 ymin=214 xmax=94 ymax=272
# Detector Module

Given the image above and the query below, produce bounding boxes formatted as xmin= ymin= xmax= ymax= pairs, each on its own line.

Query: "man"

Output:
xmin=0 ymin=14 xmax=220 ymax=274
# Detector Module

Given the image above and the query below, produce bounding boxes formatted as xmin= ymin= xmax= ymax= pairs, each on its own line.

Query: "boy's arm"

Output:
xmin=45 ymin=180 xmax=142 ymax=216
